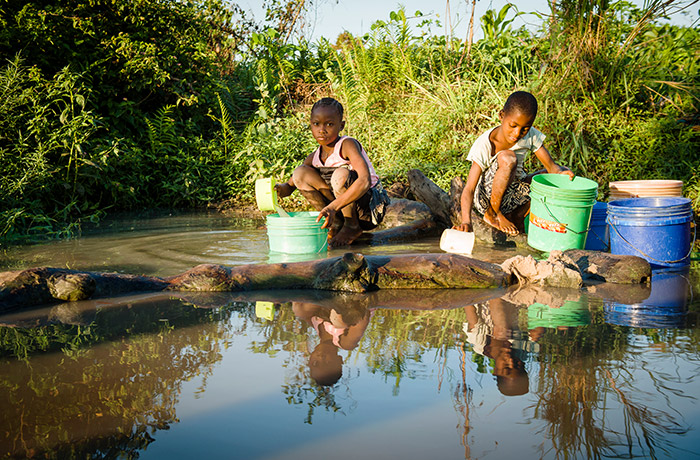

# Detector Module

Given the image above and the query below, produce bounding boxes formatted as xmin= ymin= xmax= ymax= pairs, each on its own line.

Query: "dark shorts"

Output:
xmin=319 ymin=167 xmax=390 ymax=230
xmin=474 ymin=159 xmax=530 ymax=215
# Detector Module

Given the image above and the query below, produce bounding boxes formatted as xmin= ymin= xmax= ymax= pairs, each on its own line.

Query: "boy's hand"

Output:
xmin=317 ymin=205 xmax=337 ymax=229
xmin=558 ymin=167 xmax=575 ymax=181
xmin=453 ymin=222 xmax=473 ymax=232
xmin=275 ymin=182 xmax=295 ymax=198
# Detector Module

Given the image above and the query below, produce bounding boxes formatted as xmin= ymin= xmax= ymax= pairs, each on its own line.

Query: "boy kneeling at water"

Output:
xmin=455 ymin=91 xmax=574 ymax=236
xmin=275 ymin=98 xmax=389 ymax=247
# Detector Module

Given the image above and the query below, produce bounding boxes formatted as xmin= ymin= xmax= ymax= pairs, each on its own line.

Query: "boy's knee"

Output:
xmin=330 ymin=168 xmax=350 ymax=193
xmin=292 ymin=165 xmax=317 ymax=189
xmin=497 ymin=150 xmax=517 ymax=169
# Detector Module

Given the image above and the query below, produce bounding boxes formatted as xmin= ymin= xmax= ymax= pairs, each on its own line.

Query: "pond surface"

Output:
xmin=0 ymin=211 xmax=699 ymax=459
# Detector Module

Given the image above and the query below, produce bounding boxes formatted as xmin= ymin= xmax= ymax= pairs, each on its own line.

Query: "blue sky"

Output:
xmin=242 ymin=0 xmax=698 ymax=42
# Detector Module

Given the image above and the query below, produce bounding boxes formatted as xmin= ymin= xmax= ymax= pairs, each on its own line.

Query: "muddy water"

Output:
xmin=0 ymin=211 xmax=532 ymax=277
xmin=0 ymin=212 xmax=698 ymax=459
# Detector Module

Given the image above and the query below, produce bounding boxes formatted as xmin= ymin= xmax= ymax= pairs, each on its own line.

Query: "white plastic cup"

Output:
xmin=440 ymin=229 xmax=475 ymax=255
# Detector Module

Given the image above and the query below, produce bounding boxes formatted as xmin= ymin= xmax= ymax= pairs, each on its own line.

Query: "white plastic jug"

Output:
xmin=440 ymin=229 xmax=475 ymax=255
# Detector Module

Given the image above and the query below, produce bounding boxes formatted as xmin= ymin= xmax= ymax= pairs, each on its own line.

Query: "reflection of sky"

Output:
xmin=242 ymin=0 xmax=698 ymax=43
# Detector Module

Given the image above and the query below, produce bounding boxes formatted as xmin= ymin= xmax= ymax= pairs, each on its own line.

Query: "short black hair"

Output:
xmin=503 ymin=91 xmax=538 ymax=118
xmin=312 ymin=97 xmax=344 ymax=118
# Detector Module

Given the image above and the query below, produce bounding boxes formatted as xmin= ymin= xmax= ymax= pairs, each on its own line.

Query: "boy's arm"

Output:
xmin=534 ymin=145 xmax=574 ymax=180
xmin=455 ymin=163 xmax=483 ymax=232
xmin=316 ymin=138 xmax=371 ymax=226
xmin=275 ymin=152 xmax=315 ymax=197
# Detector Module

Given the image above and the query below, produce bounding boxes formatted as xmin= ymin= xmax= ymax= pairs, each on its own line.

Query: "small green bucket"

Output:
xmin=266 ymin=211 xmax=328 ymax=254
xmin=527 ymin=174 xmax=598 ymax=252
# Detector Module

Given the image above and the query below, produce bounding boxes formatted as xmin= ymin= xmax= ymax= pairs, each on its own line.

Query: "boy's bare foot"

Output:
xmin=483 ymin=209 xmax=519 ymax=236
xmin=327 ymin=216 xmax=345 ymax=239
xmin=329 ymin=224 xmax=363 ymax=247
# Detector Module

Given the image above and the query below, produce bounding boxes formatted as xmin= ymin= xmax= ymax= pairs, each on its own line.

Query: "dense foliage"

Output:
xmin=0 ymin=0 xmax=698 ymax=245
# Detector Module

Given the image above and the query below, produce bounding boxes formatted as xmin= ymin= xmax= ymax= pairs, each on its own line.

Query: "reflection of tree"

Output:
xmin=361 ymin=309 xmax=465 ymax=394
xmin=0 ymin=298 xmax=239 ymax=458
xmin=454 ymin=343 xmax=472 ymax=460
xmin=530 ymin=310 xmax=693 ymax=459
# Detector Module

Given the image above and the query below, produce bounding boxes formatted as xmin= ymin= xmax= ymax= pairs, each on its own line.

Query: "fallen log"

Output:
xmin=0 ymin=251 xmax=651 ymax=313
xmin=166 ymin=252 xmax=510 ymax=292
xmin=0 ymin=253 xmax=510 ymax=312
xmin=407 ymin=169 xmax=453 ymax=228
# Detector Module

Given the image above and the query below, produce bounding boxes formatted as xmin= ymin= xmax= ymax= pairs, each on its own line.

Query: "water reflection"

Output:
xmin=0 ymin=277 xmax=698 ymax=458
xmin=464 ymin=299 xmax=530 ymax=396
xmin=604 ymin=268 xmax=692 ymax=328
xmin=292 ymin=302 xmax=371 ymax=386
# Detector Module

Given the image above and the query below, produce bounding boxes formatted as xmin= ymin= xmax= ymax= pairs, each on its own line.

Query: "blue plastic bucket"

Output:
xmin=607 ymin=197 xmax=695 ymax=268
xmin=266 ymin=211 xmax=328 ymax=254
xmin=528 ymin=174 xmax=598 ymax=252
xmin=584 ymin=201 xmax=609 ymax=251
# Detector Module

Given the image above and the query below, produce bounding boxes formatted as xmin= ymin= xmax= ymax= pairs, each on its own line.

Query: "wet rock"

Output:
xmin=470 ymin=211 xmax=528 ymax=247
xmin=47 ymin=273 xmax=96 ymax=301
xmin=1 ymin=268 xmax=169 ymax=312
xmin=563 ymin=249 xmax=651 ymax=284
xmin=501 ymin=251 xmax=583 ymax=288
xmin=356 ymin=218 xmax=439 ymax=245
xmin=0 ymin=268 xmax=55 ymax=312
xmin=377 ymin=198 xmax=433 ymax=228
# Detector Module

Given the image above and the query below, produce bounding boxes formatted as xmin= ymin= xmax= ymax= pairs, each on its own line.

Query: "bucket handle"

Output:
xmin=539 ymin=196 xmax=590 ymax=235
xmin=587 ymin=226 xmax=610 ymax=251
xmin=608 ymin=219 xmax=697 ymax=265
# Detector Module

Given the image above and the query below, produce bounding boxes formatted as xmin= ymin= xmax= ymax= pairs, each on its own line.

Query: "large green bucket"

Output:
xmin=266 ymin=211 xmax=328 ymax=254
xmin=527 ymin=174 xmax=598 ymax=252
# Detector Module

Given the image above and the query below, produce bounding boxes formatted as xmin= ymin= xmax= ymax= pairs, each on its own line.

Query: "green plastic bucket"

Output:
xmin=266 ymin=211 xmax=328 ymax=254
xmin=527 ymin=174 xmax=598 ymax=252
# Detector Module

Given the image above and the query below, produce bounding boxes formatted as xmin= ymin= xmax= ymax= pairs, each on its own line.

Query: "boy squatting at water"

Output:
xmin=275 ymin=98 xmax=390 ymax=247
xmin=454 ymin=91 xmax=574 ymax=236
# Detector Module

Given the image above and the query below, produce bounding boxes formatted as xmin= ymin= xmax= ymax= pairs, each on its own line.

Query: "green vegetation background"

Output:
xmin=1 ymin=0 xmax=698 ymax=245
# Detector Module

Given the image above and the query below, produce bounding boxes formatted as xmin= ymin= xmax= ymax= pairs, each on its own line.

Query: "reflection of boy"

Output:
xmin=463 ymin=300 xmax=529 ymax=397
xmin=293 ymin=302 xmax=371 ymax=386
xmin=308 ymin=340 xmax=343 ymax=387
